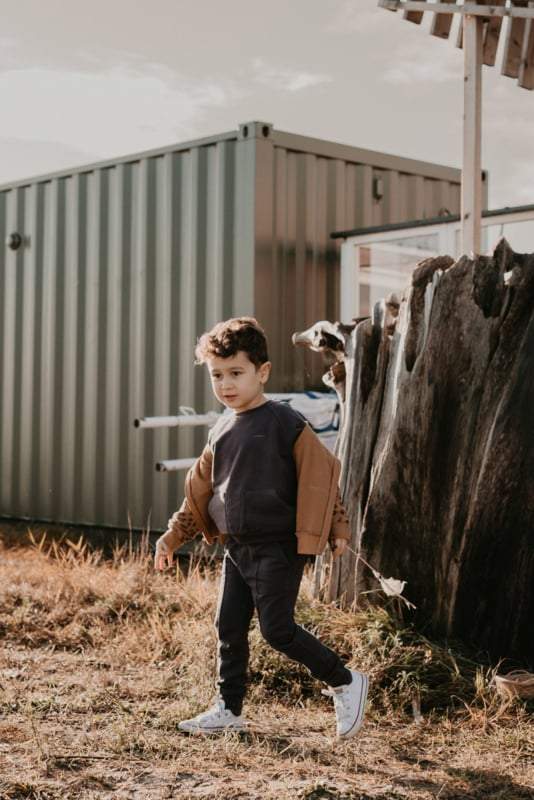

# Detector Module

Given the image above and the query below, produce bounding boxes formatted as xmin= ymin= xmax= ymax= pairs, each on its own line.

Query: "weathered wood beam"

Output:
xmin=378 ymin=0 xmax=534 ymax=18
xmin=430 ymin=0 xmax=456 ymax=39
xmin=404 ymin=10 xmax=425 ymax=23
xmin=502 ymin=2 xmax=529 ymax=78
xmin=519 ymin=9 xmax=534 ymax=87
xmin=456 ymin=10 xmax=465 ymax=48
xmin=307 ymin=240 xmax=534 ymax=663
xmin=381 ymin=0 xmax=534 ymax=69
xmin=482 ymin=0 xmax=506 ymax=66
xmin=462 ymin=13 xmax=483 ymax=256
xmin=353 ymin=241 xmax=534 ymax=662
xmin=456 ymin=1 xmax=505 ymax=56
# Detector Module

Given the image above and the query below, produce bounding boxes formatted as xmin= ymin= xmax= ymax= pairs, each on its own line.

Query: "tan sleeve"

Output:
xmin=159 ymin=496 xmax=200 ymax=553
xmin=329 ymin=488 xmax=351 ymax=546
xmin=158 ymin=439 xmax=215 ymax=552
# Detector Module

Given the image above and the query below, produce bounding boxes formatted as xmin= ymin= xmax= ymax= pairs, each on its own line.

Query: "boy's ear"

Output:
xmin=260 ymin=361 xmax=271 ymax=383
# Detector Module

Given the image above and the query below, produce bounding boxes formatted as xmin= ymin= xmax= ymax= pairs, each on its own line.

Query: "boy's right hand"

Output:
xmin=154 ymin=537 xmax=174 ymax=571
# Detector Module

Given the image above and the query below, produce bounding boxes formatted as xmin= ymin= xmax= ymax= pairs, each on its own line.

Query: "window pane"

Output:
xmin=357 ymin=233 xmax=439 ymax=316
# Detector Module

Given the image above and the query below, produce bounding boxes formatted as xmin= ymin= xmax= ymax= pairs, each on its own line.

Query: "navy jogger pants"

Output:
xmin=214 ymin=535 xmax=352 ymax=715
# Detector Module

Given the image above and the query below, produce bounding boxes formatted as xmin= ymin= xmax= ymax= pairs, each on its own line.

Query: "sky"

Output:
xmin=1 ymin=0 xmax=533 ymax=209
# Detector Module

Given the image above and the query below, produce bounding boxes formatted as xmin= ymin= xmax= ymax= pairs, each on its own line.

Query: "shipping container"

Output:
xmin=0 ymin=121 xmax=462 ymax=532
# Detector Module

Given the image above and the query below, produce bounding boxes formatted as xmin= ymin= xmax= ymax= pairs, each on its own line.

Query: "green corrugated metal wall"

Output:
xmin=0 ymin=121 xmax=462 ymax=531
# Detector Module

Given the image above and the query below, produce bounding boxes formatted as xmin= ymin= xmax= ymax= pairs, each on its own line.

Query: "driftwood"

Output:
xmin=293 ymin=239 xmax=534 ymax=663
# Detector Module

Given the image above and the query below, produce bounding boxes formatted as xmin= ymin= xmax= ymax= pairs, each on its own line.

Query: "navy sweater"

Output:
xmin=207 ymin=399 xmax=307 ymax=543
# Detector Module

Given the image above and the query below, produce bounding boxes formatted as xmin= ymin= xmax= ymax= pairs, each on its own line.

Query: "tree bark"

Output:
xmin=313 ymin=240 xmax=534 ymax=663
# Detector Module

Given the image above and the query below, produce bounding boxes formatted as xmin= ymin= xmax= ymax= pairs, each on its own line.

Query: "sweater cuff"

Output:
xmin=296 ymin=531 xmax=321 ymax=554
xmin=330 ymin=521 xmax=351 ymax=542
xmin=159 ymin=528 xmax=184 ymax=553
xmin=330 ymin=491 xmax=351 ymax=542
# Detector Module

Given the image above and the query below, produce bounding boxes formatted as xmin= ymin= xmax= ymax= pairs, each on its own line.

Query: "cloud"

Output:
xmin=383 ymin=40 xmax=462 ymax=84
xmin=327 ymin=1 xmax=386 ymax=34
xmin=0 ymin=61 xmax=242 ymax=160
xmin=0 ymin=36 xmax=20 ymax=69
xmin=482 ymin=81 xmax=534 ymax=206
xmin=0 ymin=137 xmax=99 ymax=185
xmin=252 ymin=58 xmax=332 ymax=92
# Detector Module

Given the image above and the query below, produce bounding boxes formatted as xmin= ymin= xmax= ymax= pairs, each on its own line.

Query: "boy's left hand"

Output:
xmin=331 ymin=538 xmax=348 ymax=559
xmin=154 ymin=538 xmax=173 ymax=571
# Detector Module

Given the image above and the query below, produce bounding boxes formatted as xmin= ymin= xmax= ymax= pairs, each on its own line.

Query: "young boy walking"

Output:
xmin=154 ymin=317 xmax=368 ymax=739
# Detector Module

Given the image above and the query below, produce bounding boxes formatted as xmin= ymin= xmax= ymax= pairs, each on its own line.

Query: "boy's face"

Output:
xmin=206 ymin=350 xmax=271 ymax=414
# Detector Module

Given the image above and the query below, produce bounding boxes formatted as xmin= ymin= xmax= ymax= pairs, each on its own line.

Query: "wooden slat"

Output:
xmin=462 ymin=13 xmax=484 ymax=255
xmin=518 ymin=14 xmax=534 ymax=88
xmin=456 ymin=10 xmax=464 ymax=49
xmin=382 ymin=0 xmax=534 ymax=90
xmin=380 ymin=0 xmax=534 ymax=18
xmin=482 ymin=0 xmax=506 ymax=66
xmin=402 ymin=1 xmax=426 ymax=25
xmin=502 ymin=1 xmax=529 ymax=77
xmin=404 ymin=9 xmax=425 ymax=24
xmin=456 ymin=1 xmax=496 ymax=53
xmin=430 ymin=0 xmax=457 ymax=40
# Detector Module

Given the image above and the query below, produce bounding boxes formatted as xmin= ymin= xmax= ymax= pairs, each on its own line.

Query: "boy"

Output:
xmin=154 ymin=317 xmax=368 ymax=739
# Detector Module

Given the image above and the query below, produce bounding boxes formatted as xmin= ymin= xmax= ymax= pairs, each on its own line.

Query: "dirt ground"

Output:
xmin=0 ymin=535 xmax=532 ymax=800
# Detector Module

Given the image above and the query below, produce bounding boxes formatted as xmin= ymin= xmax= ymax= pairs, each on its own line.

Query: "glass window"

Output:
xmin=357 ymin=233 xmax=439 ymax=316
xmin=486 ymin=219 xmax=534 ymax=254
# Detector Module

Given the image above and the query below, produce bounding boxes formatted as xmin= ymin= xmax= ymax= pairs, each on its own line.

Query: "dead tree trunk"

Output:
xmin=303 ymin=240 xmax=534 ymax=663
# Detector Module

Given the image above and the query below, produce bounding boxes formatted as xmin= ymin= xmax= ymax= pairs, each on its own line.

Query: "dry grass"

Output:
xmin=0 ymin=531 xmax=532 ymax=800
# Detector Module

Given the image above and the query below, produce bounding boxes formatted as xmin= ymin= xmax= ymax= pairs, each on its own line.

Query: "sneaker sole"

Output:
xmin=178 ymin=722 xmax=247 ymax=734
xmin=338 ymin=673 xmax=369 ymax=739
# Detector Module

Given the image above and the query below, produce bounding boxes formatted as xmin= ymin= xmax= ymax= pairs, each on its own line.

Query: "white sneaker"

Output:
xmin=321 ymin=668 xmax=369 ymax=739
xmin=178 ymin=696 xmax=248 ymax=734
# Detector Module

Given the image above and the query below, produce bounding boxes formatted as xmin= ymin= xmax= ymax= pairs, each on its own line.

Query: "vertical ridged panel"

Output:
xmin=39 ymin=181 xmax=57 ymax=519
xmin=18 ymin=186 xmax=37 ymax=513
xmin=0 ymin=189 xmax=20 ymax=509
xmin=101 ymin=166 xmax=124 ymax=526
xmin=59 ymin=176 xmax=79 ymax=522
xmin=149 ymin=155 xmax=173 ymax=532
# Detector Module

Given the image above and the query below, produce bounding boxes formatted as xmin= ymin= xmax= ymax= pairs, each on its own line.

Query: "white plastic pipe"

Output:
xmin=156 ymin=458 xmax=197 ymax=472
xmin=134 ymin=411 xmax=221 ymax=429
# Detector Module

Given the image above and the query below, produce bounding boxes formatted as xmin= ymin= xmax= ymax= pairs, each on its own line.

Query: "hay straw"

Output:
xmin=494 ymin=671 xmax=534 ymax=700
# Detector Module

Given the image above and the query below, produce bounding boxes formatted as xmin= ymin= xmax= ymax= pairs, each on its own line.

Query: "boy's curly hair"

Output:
xmin=194 ymin=317 xmax=269 ymax=368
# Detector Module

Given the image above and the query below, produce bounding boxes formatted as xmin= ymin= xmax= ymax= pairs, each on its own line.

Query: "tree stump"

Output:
xmin=305 ymin=240 xmax=534 ymax=663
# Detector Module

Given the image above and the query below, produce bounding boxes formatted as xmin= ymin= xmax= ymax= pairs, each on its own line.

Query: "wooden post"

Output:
xmin=462 ymin=13 xmax=484 ymax=255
